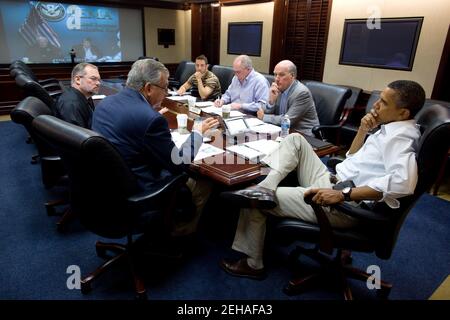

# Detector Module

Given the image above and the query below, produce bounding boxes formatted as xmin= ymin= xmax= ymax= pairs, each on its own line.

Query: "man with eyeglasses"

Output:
xmin=54 ymin=62 xmax=100 ymax=128
xmin=214 ymin=55 xmax=269 ymax=114
xmin=256 ymin=60 xmax=319 ymax=136
xmin=92 ymin=59 xmax=218 ymax=244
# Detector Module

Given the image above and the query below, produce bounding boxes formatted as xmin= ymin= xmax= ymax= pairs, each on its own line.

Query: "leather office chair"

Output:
xmin=14 ymin=73 xmax=62 ymax=113
xmin=10 ymin=97 xmax=70 ymax=225
xmin=9 ymin=60 xmax=60 ymax=87
xmin=302 ymin=80 xmax=352 ymax=142
xmin=340 ymin=90 xmax=381 ymax=141
xmin=211 ymin=65 xmax=235 ymax=94
xmin=272 ymin=104 xmax=450 ymax=300
xmin=337 ymin=85 xmax=363 ymax=124
xmin=169 ymin=60 xmax=195 ymax=88
xmin=32 ymin=115 xmax=191 ymax=299
xmin=262 ymin=73 xmax=275 ymax=86
xmin=10 ymin=68 xmax=62 ymax=92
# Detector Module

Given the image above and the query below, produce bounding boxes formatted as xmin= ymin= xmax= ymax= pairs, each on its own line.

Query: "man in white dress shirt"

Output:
xmin=220 ymin=80 xmax=426 ymax=279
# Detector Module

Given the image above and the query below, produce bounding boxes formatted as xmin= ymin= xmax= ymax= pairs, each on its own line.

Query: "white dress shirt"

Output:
xmin=336 ymin=119 xmax=420 ymax=208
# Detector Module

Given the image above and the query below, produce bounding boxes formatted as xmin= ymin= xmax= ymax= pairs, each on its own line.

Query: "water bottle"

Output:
xmin=280 ymin=114 xmax=290 ymax=138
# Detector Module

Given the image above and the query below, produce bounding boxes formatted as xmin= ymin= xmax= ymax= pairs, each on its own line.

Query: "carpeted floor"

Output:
xmin=1 ymin=120 xmax=449 ymax=300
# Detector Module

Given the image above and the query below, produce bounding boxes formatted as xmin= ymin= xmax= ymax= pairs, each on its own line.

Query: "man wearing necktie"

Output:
xmin=256 ymin=60 xmax=319 ymax=136
xmin=54 ymin=63 xmax=101 ymax=129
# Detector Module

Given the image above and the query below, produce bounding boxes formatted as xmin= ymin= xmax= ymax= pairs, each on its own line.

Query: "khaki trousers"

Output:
xmin=232 ymin=133 xmax=357 ymax=267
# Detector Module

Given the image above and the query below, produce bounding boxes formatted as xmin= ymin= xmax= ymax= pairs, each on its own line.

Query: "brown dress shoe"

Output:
xmin=221 ymin=185 xmax=276 ymax=209
xmin=220 ymin=258 xmax=266 ymax=280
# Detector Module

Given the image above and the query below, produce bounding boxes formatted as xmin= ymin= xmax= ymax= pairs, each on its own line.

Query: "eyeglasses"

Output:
xmin=151 ymin=83 xmax=169 ymax=94
xmin=79 ymin=76 xmax=102 ymax=83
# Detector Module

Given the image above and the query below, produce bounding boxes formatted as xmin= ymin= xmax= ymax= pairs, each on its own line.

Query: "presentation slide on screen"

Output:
xmin=0 ymin=1 xmax=143 ymax=64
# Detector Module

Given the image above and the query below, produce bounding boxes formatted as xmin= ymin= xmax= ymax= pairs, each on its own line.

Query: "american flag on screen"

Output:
xmin=19 ymin=6 xmax=61 ymax=48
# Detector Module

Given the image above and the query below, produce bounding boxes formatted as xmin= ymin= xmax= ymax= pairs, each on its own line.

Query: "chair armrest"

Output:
xmin=128 ymin=173 xmax=189 ymax=205
xmin=304 ymin=193 xmax=334 ymax=254
xmin=332 ymin=202 xmax=390 ymax=223
xmin=39 ymin=78 xmax=59 ymax=86
xmin=312 ymin=124 xmax=341 ymax=140
xmin=42 ymin=83 xmax=62 ymax=91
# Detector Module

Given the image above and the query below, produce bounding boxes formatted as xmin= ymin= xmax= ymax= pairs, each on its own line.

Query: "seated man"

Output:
xmin=177 ymin=55 xmax=221 ymax=101
xmin=220 ymin=80 xmax=425 ymax=279
xmin=257 ymin=60 xmax=319 ymax=136
xmin=214 ymin=55 xmax=269 ymax=114
xmin=92 ymin=59 xmax=218 ymax=236
xmin=25 ymin=35 xmax=62 ymax=63
xmin=54 ymin=63 xmax=100 ymax=129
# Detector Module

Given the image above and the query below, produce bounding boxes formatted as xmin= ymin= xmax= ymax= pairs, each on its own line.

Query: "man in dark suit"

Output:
xmin=256 ymin=60 xmax=319 ymax=136
xmin=54 ymin=63 xmax=100 ymax=128
xmin=25 ymin=35 xmax=62 ymax=63
xmin=92 ymin=59 xmax=218 ymax=236
xmin=73 ymin=38 xmax=101 ymax=62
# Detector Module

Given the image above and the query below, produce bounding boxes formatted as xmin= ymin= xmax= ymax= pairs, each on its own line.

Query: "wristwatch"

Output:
xmin=342 ymin=187 xmax=352 ymax=202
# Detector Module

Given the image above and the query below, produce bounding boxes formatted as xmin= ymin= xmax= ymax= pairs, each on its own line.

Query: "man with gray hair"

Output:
xmin=214 ymin=55 xmax=269 ymax=113
xmin=54 ymin=62 xmax=100 ymax=128
xmin=256 ymin=60 xmax=319 ymax=136
xmin=92 ymin=59 xmax=218 ymax=238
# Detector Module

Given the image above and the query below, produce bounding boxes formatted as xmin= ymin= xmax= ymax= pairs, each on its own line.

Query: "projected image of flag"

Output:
xmin=19 ymin=5 xmax=61 ymax=48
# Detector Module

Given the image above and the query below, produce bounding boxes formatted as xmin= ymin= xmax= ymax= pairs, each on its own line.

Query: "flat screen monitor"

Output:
xmin=227 ymin=22 xmax=263 ymax=56
xmin=158 ymin=28 xmax=175 ymax=47
xmin=339 ymin=17 xmax=423 ymax=71
xmin=0 ymin=0 xmax=144 ymax=64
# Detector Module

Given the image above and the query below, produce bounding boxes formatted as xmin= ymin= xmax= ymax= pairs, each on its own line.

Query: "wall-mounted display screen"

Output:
xmin=227 ymin=22 xmax=263 ymax=56
xmin=0 ymin=1 xmax=144 ymax=64
xmin=339 ymin=17 xmax=423 ymax=71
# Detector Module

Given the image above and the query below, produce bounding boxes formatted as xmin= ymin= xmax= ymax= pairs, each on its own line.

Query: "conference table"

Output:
xmin=99 ymin=80 xmax=340 ymax=187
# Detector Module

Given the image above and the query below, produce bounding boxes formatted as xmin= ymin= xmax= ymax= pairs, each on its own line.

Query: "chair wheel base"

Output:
xmin=135 ymin=291 xmax=148 ymax=300
xmin=80 ymin=281 xmax=92 ymax=294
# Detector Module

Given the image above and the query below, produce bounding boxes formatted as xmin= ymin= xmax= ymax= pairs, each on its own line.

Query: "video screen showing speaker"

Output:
xmin=0 ymin=1 xmax=144 ymax=64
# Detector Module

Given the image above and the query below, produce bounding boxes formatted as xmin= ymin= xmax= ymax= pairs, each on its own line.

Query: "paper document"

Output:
xmin=244 ymin=117 xmax=265 ymax=127
xmin=92 ymin=94 xmax=106 ymax=100
xmin=226 ymin=144 xmax=264 ymax=162
xmin=167 ymin=96 xmax=188 ymax=102
xmin=249 ymin=123 xmax=282 ymax=134
xmin=195 ymin=101 xmax=214 ymax=107
xmin=171 ymin=132 xmax=212 ymax=148
xmin=201 ymin=106 xmax=245 ymax=118
xmin=194 ymin=143 xmax=225 ymax=161
xmin=244 ymin=139 xmax=280 ymax=156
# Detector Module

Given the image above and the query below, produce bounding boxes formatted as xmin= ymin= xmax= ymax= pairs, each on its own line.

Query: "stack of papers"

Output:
xmin=170 ymin=132 xmax=223 ymax=162
xmin=226 ymin=139 xmax=280 ymax=162
xmin=201 ymin=106 xmax=245 ymax=118
xmin=248 ymin=123 xmax=282 ymax=134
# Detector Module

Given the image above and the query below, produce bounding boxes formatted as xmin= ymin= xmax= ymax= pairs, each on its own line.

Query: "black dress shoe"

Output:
xmin=220 ymin=258 xmax=266 ymax=280
xmin=221 ymin=185 xmax=276 ymax=209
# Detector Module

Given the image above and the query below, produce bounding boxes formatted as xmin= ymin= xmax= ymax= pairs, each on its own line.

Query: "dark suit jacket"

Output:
xmin=54 ymin=87 xmax=93 ymax=129
xmin=92 ymin=87 xmax=203 ymax=192
xmin=73 ymin=44 xmax=102 ymax=61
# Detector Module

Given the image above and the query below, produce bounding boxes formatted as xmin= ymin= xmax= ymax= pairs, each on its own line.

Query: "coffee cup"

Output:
xmin=176 ymin=114 xmax=188 ymax=133
xmin=222 ymin=104 xmax=231 ymax=119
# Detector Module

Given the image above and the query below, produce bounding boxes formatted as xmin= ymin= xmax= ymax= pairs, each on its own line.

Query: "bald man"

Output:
xmin=256 ymin=60 xmax=319 ymax=136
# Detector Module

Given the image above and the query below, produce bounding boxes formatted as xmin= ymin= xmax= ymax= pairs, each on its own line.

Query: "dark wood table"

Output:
xmin=99 ymin=81 xmax=340 ymax=187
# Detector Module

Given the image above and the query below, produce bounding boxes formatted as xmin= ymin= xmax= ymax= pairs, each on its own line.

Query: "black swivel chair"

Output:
xmin=211 ymin=65 xmax=235 ymax=94
xmin=32 ymin=115 xmax=191 ymax=299
xmin=302 ymin=80 xmax=352 ymax=142
xmin=14 ymin=73 xmax=62 ymax=113
xmin=273 ymin=104 xmax=450 ymax=300
xmin=10 ymin=97 xmax=70 ymax=226
xmin=9 ymin=60 xmax=61 ymax=87
xmin=169 ymin=60 xmax=195 ymax=89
